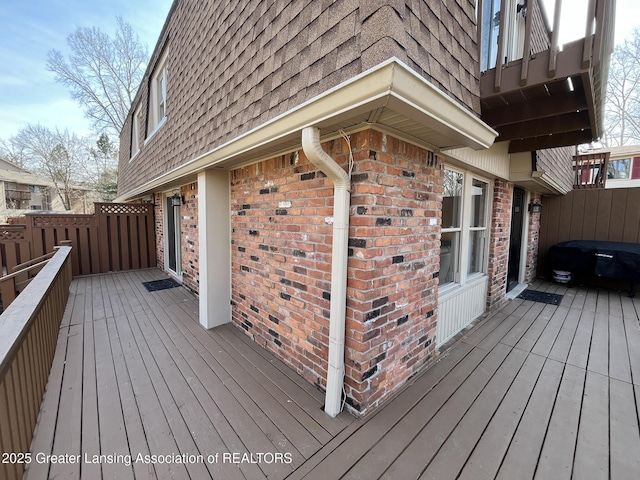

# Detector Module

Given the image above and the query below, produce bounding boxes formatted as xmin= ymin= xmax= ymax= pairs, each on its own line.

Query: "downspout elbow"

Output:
xmin=302 ymin=128 xmax=350 ymax=188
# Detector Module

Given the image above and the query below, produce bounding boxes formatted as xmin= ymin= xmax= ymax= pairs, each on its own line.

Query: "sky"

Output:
xmin=0 ymin=0 xmax=173 ymax=141
xmin=0 ymin=0 xmax=638 ymax=142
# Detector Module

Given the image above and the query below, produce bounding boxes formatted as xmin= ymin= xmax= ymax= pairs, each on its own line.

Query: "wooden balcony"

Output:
xmin=15 ymin=271 xmax=640 ymax=479
xmin=573 ymin=151 xmax=610 ymax=188
xmin=5 ymin=190 xmax=31 ymax=201
xmin=479 ymin=0 xmax=616 ymax=153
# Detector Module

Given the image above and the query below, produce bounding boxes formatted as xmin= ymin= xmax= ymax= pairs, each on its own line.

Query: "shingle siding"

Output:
xmin=118 ymin=0 xmax=481 ymax=196
xmin=536 ymin=146 xmax=574 ymax=193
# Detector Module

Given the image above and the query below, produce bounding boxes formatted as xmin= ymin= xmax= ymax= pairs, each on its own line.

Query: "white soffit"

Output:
xmin=119 ymin=58 xmax=497 ymax=201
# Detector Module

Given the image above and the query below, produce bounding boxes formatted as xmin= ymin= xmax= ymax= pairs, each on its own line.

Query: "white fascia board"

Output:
xmin=117 ymin=58 xmax=497 ymax=201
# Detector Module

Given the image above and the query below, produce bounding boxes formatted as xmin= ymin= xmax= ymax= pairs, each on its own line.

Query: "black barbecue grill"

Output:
xmin=548 ymin=240 xmax=640 ymax=297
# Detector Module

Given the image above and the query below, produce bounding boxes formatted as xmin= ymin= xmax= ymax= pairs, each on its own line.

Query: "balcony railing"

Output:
xmin=573 ymin=151 xmax=610 ymax=188
xmin=479 ymin=0 xmax=616 ymax=153
xmin=5 ymin=190 xmax=32 ymax=201
xmin=0 ymin=246 xmax=72 ymax=480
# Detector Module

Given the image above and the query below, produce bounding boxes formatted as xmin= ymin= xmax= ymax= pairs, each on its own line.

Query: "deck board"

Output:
xmin=457 ymin=353 xmax=546 ymax=480
xmin=26 ymin=270 xmax=353 ymax=480
xmin=573 ymin=371 xmax=609 ymax=479
xmin=610 ymin=378 xmax=640 ymax=478
xmin=534 ymin=364 xmax=586 ymax=480
xmin=24 ymin=273 xmax=640 ymax=480
xmin=419 ymin=348 xmax=529 ymax=479
xmin=495 ymin=359 xmax=565 ymax=480
xmin=378 ymin=344 xmax=513 ymax=479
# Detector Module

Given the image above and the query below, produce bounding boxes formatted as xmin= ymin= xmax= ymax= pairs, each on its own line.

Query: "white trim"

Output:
xmin=130 ymin=104 xmax=143 ymax=159
xmin=162 ymin=190 xmax=182 ymax=279
xmin=117 ymin=59 xmax=497 ymax=202
xmin=437 ymin=275 xmax=489 ymax=346
xmin=149 ymin=49 xmax=169 ymax=134
xmin=506 ymin=282 xmax=528 ymax=300
xmin=440 ymin=166 xmax=492 ymax=290
xmin=518 ymin=190 xmax=531 ymax=284
xmin=198 ymin=170 xmax=231 ymax=329
xmin=144 ymin=116 xmax=167 ymax=145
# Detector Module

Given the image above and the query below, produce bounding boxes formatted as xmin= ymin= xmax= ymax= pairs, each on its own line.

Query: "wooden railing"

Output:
xmin=0 ymin=251 xmax=57 ymax=312
xmin=0 ymin=246 xmax=72 ymax=480
xmin=479 ymin=0 xmax=615 ymax=86
xmin=573 ymin=152 xmax=610 ymax=189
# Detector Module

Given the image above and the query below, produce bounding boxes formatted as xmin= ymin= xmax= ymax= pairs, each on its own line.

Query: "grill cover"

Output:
xmin=548 ymin=240 xmax=640 ymax=284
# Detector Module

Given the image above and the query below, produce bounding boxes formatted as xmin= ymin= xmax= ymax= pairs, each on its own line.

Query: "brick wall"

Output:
xmin=118 ymin=0 xmax=481 ymax=197
xmin=525 ymin=192 xmax=542 ymax=282
xmin=487 ymin=179 xmax=512 ymax=310
xmin=230 ymin=129 xmax=441 ymax=415
xmin=181 ymin=182 xmax=199 ymax=292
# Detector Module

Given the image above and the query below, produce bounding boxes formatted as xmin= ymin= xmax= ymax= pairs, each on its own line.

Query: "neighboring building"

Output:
xmin=578 ymin=145 xmax=640 ymax=189
xmin=117 ymin=0 xmax=615 ymax=416
xmin=0 ymin=158 xmax=95 ymax=222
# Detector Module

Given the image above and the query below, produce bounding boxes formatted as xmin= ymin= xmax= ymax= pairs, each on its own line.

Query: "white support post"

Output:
xmin=198 ymin=169 xmax=231 ymax=329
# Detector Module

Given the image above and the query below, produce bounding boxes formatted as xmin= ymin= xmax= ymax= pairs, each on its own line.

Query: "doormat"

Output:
xmin=142 ymin=278 xmax=180 ymax=292
xmin=517 ymin=289 xmax=563 ymax=305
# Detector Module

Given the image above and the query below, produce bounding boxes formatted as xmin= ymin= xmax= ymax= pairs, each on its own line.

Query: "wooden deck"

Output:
xmin=294 ymin=281 xmax=640 ymax=480
xmin=25 ymin=274 xmax=640 ymax=479
xmin=25 ymin=269 xmax=353 ymax=480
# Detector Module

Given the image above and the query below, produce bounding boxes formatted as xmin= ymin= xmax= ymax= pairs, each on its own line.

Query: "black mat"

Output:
xmin=517 ymin=289 xmax=563 ymax=305
xmin=142 ymin=278 xmax=180 ymax=292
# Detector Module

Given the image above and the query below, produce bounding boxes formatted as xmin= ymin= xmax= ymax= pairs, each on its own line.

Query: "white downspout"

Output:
xmin=301 ymin=127 xmax=350 ymax=417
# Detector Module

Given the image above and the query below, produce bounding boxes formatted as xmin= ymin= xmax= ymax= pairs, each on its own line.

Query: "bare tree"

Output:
xmin=11 ymin=125 xmax=88 ymax=210
xmin=46 ymin=17 xmax=148 ymax=136
xmin=603 ymin=28 xmax=640 ymax=146
xmin=0 ymin=139 xmax=28 ymax=168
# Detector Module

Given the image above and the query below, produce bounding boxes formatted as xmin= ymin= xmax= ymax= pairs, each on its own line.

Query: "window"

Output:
xmin=468 ymin=179 xmax=488 ymax=275
xmin=480 ymin=0 xmax=526 ymax=71
xmin=441 ymin=170 xmax=463 ymax=284
xmin=131 ymin=104 xmax=143 ymax=157
xmin=440 ymin=168 xmax=490 ymax=288
xmin=608 ymin=158 xmax=631 ymax=179
xmin=149 ymin=50 xmax=168 ymax=134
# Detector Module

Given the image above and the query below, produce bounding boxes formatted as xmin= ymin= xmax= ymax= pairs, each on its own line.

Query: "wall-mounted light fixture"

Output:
xmin=171 ymin=189 xmax=185 ymax=206
xmin=528 ymin=201 xmax=542 ymax=213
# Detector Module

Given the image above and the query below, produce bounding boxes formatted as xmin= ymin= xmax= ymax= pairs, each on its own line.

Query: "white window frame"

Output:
xmin=148 ymin=49 xmax=169 ymax=138
xmin=130 ymin=104 xmax=143 ymax=159
xmin=440 ymin=166 xmax=492 ymax=293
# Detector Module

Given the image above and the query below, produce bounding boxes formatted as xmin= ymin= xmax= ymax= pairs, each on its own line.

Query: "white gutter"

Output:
xmin=301 ymin=127 xmax=350 ymax=418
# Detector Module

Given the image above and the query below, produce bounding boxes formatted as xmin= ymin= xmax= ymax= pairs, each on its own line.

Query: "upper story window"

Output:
xmin=480 ymin=0 xmax=526 ymax=71
xmin=131 ymin=104 xmax=143 ymax=158
xmin=440 ymin=168 xmax=490 ymax=288
xmin=608 ymin=158 xmax=631 ymax=179
xmin=149 ymin=49 xmax=169 ymax=135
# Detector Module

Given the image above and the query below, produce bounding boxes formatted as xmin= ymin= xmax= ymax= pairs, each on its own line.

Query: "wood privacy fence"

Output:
xmin=0 ymin=203 xmax=156 ymax=277
xmin=0 ymin=246 xmax=72 ymax=480
xmin=538 ymin=187 xmax=640 ymax=276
